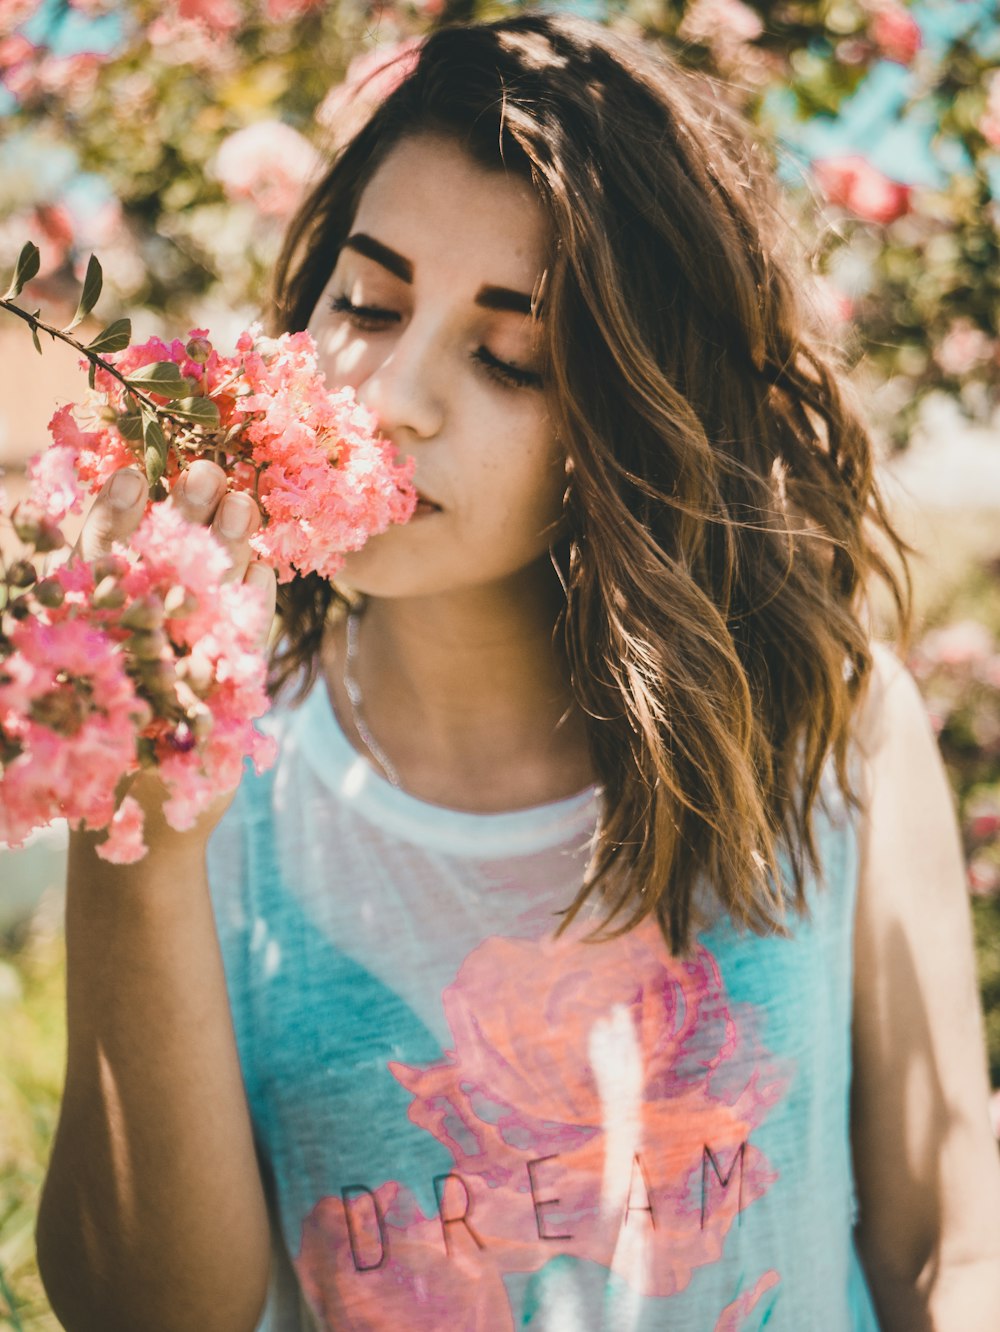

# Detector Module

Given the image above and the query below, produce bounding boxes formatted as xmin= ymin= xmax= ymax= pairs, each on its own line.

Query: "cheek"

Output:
xmin=309 ymin=320 xmax=374 ymax=390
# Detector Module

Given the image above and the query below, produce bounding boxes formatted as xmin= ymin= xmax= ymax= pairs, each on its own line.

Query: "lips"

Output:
xmin=414 ymin=490 xmax=442 ymax=512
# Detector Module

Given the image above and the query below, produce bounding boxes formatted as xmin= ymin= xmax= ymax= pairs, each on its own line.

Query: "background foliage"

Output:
xmin=1 ymin=0 xmax=999 ymax=1324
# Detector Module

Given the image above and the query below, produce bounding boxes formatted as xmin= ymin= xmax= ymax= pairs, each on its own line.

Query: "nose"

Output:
xmin=354 ymin=315 xmax=445 ymax=443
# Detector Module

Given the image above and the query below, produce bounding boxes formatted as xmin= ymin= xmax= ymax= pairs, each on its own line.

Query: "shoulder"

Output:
xmin=848 ymin=641 xmax=1000 ymax=1317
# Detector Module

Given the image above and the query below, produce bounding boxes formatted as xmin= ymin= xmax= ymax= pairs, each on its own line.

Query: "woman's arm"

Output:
xmin=35 ymin=463 xmax=275 ymax=1332
xmin=851 ymin=644 xmax=1000 ymax=1330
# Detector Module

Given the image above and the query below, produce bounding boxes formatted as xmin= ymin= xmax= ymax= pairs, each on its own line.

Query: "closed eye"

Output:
xmin=328 ymin=293 xmax=400 ymax=330
xmin=328 ymin=294 xmax=544 ymax=391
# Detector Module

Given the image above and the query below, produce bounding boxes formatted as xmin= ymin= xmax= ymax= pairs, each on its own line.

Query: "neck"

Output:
xmin=325 ymin=563 xmax=594 ymax=810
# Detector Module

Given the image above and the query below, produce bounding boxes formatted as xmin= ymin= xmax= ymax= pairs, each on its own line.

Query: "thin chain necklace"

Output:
xmin=342 ymin=610 xmax=403 ymax=789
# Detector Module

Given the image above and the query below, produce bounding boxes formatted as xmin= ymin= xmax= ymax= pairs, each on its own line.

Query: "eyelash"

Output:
xmin=328 ymin=294 xmax=544 ymax=391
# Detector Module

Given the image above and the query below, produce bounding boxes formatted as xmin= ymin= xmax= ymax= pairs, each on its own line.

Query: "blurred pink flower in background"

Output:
xmin=0 ymin=0 xmax=42 ymax=38
xmin=176 ymin=0 xmax=242 ymax=33
xmin=813 ymin=155 xmax=911 ymax=225
xmin=812 ymin=274 xmax=854 ymax=327
xmin=0 ymin=32 xmax=40 ymax=101
xmin=316 ymin=38 xmax=423 ymax=143
xmin=213 ymin=120 xmax=320 ymax=218
xmin=678 ymin=0 xmax=764 ymax=47
xmin=911 ymin=619 xmax=996 ymax=672
xmin=980 ymin=71 xmax=1000 ymax=149
xmin=868 ymin=2 xmax=922 ymax=66
xmin=935 ymin=319 xmax=996 ymax=377
xmin=264 ymin=0 xmax=327 ymax=19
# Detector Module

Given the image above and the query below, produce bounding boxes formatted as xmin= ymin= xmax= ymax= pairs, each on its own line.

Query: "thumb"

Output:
xmin=74 ymin=467 xmax=148 ymax=562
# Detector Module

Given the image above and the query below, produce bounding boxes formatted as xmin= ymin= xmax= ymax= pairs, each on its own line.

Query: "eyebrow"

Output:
xmin=341 ymin=232 xmax=542 ymax=316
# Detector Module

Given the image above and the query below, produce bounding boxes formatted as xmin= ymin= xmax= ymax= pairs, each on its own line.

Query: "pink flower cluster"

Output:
xmin=2 ymin=324 xmax=415 ymax=860
xmin=1 ymin=507 xmax=274 ymax=862
xmin=43 ymin=324 xmax=416 ymax=581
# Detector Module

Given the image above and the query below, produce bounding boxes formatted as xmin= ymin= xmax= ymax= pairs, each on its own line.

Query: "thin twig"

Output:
xmin=0 ymin=298 xmax=200 ymax=433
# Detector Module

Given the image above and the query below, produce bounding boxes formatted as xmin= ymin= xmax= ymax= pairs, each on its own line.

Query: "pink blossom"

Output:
xmin=27 ymin=443 xmax=84 ymax=523
xmin=263 ymin=0 xmax=326 ymax=19
xmin=934 ymin=319 xmax=995 ymax=377
xmin=34 ymin=51 xmax=104 ymax=105
xmin=99 ymin=795 xmax=147 ymax=864
xmin=914 ymin=620 xmax=995 ymax=671
xmin=869 ymin=3 xmax=922 ymax=66
xmin=678 ymin=0 xmax=764 ymax=47
xmin=23 ymin=203 xmax=77 ymax=280
xmin=0 ymin=0 xmax=42 ymax=39
xmin=176 ymin=0 xmax=242 ymax=33
xmin=316 ymin=38 xmax=423 ymax=140
xmin=981 ymin=72 xmax=1000 ymax=149
xmin=813 ymin=275 xmax=854 ymax=327
xmin=146 ymin=15 xmax=236 ymax=68
xmin=212 ymin=121 xmax=320 ymax=218
xmin=0 ymin=615 xmax=142 ymax=848
xmin=969 ymin=859 xmax=1000 ymax=898
xmin=813 ymin=156 xmax=911 ymax=225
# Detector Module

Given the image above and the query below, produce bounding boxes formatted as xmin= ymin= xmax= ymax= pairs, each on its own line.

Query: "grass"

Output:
xmin=0 ymin=895 xmax=65 ymax=1332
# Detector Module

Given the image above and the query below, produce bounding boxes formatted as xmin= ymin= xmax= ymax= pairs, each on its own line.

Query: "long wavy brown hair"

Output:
xmin=266 ymin=12 xmax=910 ymax=954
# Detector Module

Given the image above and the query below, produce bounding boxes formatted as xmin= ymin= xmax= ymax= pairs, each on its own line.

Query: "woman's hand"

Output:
xmin=74 ymin=460 xmax=277 ymax=850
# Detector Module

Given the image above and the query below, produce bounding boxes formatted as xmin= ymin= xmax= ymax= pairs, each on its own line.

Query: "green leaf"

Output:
xmin=65 ymin=254 xmax=103 ymax=332
xmin=143 ymin=416 xmax=168 ymax=487
xmin=124 ymin=361 xmax=191 ymax=398
xmin=117 ymin=413 xmax=143 ymax=441
xmin=169 ymin=396 xmax=220 ymax=428
xmin=86 ymin=318 xmax=132 ymax=355
xmin=88 ymin=360 xmax=96 ymax=390
xmin=31 ymin=326 xmax=41 ymax=355
xmin=3 ymin=242 xmax=40 ymax=301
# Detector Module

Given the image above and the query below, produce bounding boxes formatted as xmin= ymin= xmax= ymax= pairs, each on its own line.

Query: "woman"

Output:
xmin=37 ymin=13 xmax=1000 ymax=1331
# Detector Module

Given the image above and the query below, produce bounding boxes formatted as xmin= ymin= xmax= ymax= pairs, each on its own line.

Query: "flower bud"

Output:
xmin=93 ymin=553 xmax=129 ymax=582
xmin=11 ymin=501 xmax=66 ymax=553
xmin=92 ymin=575 xmax=127 ymax=610
xmin=7 ymin=559 xmax=37 ymax=588
xmin=121 ymin=596 xmax=164 ymax=632
xmin=33 ymin=577 xmax=66 ymax=609
xmin=185 ymin=336 xmax=212 ymax=364
xmin=176 ymin=650 xmax=214 ymax=696
xmin=163 ymin=583 xmax=197 ymax=618
xmin=128 ymin=627 xmax=168 ymax=661
xmin=137 ymin=657 xmax=177 ymax=695
xmin=8 ymin=596 xmax=31 ymax=620
xmin=30 ymin=686 xmax=88 ymax=735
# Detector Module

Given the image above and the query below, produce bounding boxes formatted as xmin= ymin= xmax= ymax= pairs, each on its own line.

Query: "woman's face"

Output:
xmin=306 ymin=132 xmax=566 ymax=601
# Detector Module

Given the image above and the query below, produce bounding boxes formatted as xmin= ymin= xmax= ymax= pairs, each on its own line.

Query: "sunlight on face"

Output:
xmin=307 ymin=132 xmax=566 ymax=602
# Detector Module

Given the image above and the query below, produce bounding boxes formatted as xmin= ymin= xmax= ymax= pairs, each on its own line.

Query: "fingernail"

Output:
xmin=184 ymin=464 xmax=219 ymax=506
xmin=219 ymin=495 xmax=253 ymax=539
xmin=110 ymin=470 xmax=145 ymax=509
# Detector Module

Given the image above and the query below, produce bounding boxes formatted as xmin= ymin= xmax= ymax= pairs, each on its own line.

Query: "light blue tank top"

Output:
xmin=207 ymin=675 xmax=881 ymax=1330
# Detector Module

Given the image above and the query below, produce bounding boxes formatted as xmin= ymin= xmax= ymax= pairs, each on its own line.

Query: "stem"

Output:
xmin=0 ymin=298 xmax=191 ymax=431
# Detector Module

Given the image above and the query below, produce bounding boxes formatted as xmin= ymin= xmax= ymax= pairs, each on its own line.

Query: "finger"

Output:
xmin=74 ymin=468 xmax=148 ymax=563
xmin=212 ymin=491 xmax=261 ymax=584
xmin=168 ymin=459 xmax=227 ymax=524
xmin=244 ymin=560 xmax=277 ymax=651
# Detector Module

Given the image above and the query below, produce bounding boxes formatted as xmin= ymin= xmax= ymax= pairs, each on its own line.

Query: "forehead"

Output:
xmin=349 ymin=132 xmax=548 ymax=283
